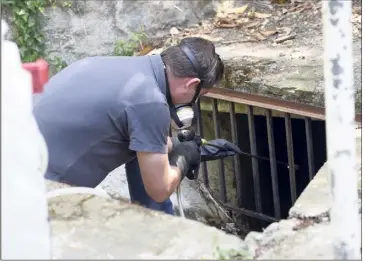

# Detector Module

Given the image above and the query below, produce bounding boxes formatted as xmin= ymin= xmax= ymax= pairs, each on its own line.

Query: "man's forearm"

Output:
xmin=167 ymin=166 xmax=182 ymax=196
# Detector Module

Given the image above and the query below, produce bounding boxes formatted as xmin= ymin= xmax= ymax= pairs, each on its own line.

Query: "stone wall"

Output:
xmin=38 ymin=0 xmax=218 ymax=63
xmin=46 ymin=180 xmax=247 ymax=260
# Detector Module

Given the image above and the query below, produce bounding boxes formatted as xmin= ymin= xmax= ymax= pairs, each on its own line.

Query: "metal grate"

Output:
xmin=197 ymin=88 xmax=362 ymax=223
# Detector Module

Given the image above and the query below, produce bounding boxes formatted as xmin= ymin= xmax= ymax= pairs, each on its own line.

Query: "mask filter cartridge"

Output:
xmin=171 ymin=105 xmax=194 ymax=130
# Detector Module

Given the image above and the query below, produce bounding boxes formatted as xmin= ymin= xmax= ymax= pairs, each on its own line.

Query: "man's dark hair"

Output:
xmin=161 ymin=37 xmax=224 ymax=88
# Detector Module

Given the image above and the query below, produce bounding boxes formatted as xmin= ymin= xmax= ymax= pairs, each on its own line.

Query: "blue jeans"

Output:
xmin=125 ymin=158 xmax=175 ymax=215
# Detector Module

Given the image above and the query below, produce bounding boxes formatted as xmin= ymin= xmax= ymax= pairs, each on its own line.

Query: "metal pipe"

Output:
xmin=205 ymin=142 xmax=299 ymax=169
xmin=176 ymin=184 xmax=185 ymax=218
xmin=323 ymin=0 xmax=360 ymax=259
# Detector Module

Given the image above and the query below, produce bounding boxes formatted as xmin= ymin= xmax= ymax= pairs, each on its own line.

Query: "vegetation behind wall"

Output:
xmin=1 ymin=0 xmax=71 ymax=74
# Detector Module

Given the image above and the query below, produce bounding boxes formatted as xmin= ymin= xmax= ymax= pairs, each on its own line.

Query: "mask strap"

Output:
xmin=162 ymin=63 xmax=185 ymax=128
xmin=191 ymin=103 xmax=199 ymax=126
xmin=179 ymin=44 xmax=203 ymax=104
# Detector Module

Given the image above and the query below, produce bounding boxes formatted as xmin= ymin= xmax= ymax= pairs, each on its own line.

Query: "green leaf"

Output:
xmin=38 ymin=6 xmax=45 ymax=14
xmin=28 ymin=19 xmax=36 ymax=27
xmin=36 ymin=36 xmax=43 ymax=43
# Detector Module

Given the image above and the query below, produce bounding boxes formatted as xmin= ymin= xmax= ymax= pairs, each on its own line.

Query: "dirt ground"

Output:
xmin=153 ymin=0 xmax=361 ymax=51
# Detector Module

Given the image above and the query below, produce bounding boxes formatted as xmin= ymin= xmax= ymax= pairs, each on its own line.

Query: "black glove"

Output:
xmin=169 ymin=140 xmax=201 ymax=181
xmin=170 ymin=129 xmax=195 ymax=150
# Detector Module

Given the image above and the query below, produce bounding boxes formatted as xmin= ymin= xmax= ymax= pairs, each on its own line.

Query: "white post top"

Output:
xmin=1 ymin=19 xmax=51 ymax=259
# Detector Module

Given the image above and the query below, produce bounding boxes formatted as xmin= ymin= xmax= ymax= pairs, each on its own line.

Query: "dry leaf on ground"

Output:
xmin=260 ymin=30 xmax=279 ymax=37
xmin=214 ymin=13 xmax=243 ymax=28
xmin=246 ymin=21 xmax=261 ymax=29
xmin=215 ymin=20 xmax=238 ymax=28
xmin=278 ymin=27 xmax=292 ymax=36
xmin=254 ymin=12 xmax=272 ymax=19
xmin=274 ymin=33 xmax=296 ymax=43
xmin=139 ymin=45 xmax=155 ymax=56
xmin=188 ymin=34 xmax=223 ymax=42
xmin=254 ymin=33 xmax=267 ymax=41
xmin=230 ymin=4 xmax=249 ymax=15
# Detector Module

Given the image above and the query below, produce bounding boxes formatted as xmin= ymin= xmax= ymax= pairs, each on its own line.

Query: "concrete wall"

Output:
xmin=39 ymin=0 xmax=218 ymax=63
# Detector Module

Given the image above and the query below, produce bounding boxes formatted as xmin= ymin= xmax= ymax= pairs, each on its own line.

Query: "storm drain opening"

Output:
xmin=196 ymin=88 xmax=336 ymax=237
xmin=233 ymin=112 xmax=327 ymax=232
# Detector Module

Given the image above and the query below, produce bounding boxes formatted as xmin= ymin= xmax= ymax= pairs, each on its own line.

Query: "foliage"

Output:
xmin=48 ymin=56 xmax=68 ymax=75
xmin=113 ymin=29 xmax=149 ymax=57
xmin=1 ymin=0 xmax=72 ymax=62
xmin=214 ymin=246 xmax=250 ymax=260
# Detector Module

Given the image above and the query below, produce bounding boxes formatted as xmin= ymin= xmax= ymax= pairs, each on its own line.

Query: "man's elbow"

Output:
xmin=145 ymin=186 xmax=171 ymax=203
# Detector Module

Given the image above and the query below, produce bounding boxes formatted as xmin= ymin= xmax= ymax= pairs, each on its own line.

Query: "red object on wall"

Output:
xmin=22 ymin=59 xmax=49 ymax=94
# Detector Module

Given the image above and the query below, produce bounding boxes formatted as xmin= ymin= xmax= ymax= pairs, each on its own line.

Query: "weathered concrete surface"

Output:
xmin=3 ymin=0 xmax=361 ymax=111
xmin=46 ymin=180 xmax=247 ymax=260
xmin=215 ymin=39 xmax=362 ymax=113
xmin=97 ymin=164 xmax=221 ymax=221
xmin=148 ymin=37 xmax=361 ymax=114
xmin=289 ymin=128 xmax=362 ymax=219
xmin=289 ymin=162 xmax=331 ymax=219
xmin=241 ymin=128 xmax=362 ymax=259
xmin=243 ymin=218 xmax=335 ymax=259
xmin=36 ymin=0 xmax=218 ymax=63
xmin=148 ymin=1 xmax=362 ymax=113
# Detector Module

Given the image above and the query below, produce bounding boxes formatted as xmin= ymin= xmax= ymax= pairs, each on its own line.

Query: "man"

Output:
xmin=34 ymin=37 xmax=224 ymax=215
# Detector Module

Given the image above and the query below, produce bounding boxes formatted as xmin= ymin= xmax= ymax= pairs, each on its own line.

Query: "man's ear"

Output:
xmin=185 ymin=77 xmax=200 ymax=92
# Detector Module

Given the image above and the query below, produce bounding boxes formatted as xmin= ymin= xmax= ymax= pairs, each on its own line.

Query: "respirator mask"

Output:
xmin=164 ymin=44 xmax=204 ymax=130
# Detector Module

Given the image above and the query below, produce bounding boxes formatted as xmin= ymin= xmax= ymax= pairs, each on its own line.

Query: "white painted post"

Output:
xmin=322 ymin=0 xmax=361 ymax=259
xmin=1 ymin=20 xmax=51 ymax=259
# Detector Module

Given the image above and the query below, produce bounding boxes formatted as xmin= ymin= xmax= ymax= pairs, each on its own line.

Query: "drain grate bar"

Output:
xmin=265 ymin=109 xmax=281 ymax=219
xmin=197 ymin=99 xmax=209 ymax=186
xmin=204 ymin=88 xmax=362 ymax=123
xmin=305 ymin=117 xmax=315 ymax=181
xmin=248 ymin=105 xmax=263 ymax=213
xmin=212 ymin=99 xmax=227 ymax=203
xmin=197 ymin=87 xmax=354 ymax=224
xmin=229 ymin=102 xmax=243 ymax=207
xmin=285 ymin=113 xmax=297 ymax=205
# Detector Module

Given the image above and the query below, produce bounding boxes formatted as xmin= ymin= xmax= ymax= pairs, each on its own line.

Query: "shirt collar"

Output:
xmin=148 ymin=55 xmax=167 ymax=96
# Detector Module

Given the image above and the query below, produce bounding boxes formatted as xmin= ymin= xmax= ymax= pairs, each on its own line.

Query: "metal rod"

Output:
xmin=229 ymin=102 xmax=242 ymax=207
xmin=205 ymin=142 xmax=299 ymax=169
xmin=203 ymin=88 xmax=362 ymax=123
xmin=247 ymin=105 xmax=262 ymax=213
xmin=212 ymin=99 xmax=227 ymax=203
xmin=323 ymin=0 xmax=360 ymax=259
xmin=265 ymin=109 xmax=281 ymax=219
xmin=176 ymin=183 xmax=185 ymax=218
xmin=305 ymin=117 xmax=315 ymax=180
xmin=284 ymin=113 xmax=297 ymax=204
xmin=222 ymin=203 xmax=279 ymax=223
xmin=197 ymin=99 xmax=209 ymax=186
xmin=203 ymin=185 xmax=278 ymax=223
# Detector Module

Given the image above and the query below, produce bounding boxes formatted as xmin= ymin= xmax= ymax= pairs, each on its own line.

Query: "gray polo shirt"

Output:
xmin=33 ymin=55 xmax=170 ymax=187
